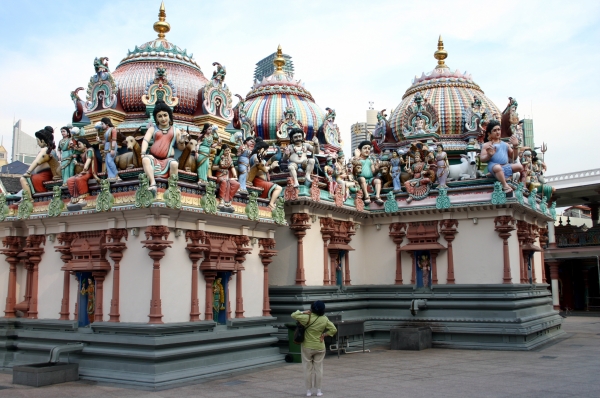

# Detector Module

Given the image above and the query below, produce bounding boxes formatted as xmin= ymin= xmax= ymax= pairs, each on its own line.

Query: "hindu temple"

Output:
xmin=0 ymin=3 xmax=561 ymax=388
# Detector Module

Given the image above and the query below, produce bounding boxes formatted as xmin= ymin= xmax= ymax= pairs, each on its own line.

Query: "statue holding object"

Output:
xmin=390 ymin=150 xmax=403 ymax=192
xmin=479 ymin=120 xmax=523 ymax=194
xmin=236 ymin=136 xmax=256 ymax=193
xmin=57 ymin=126 xmax=79 ymax=185
xmin=196 ymin=123 xmax=219 ymax=184
xmin=212 ymin=144 xmax=240 ymax=212
xmin=354 ymin=140 xmax=383 ymax=205
xmin=283 ymin=128 xmax=319 ymax=188
xmin=404 ymin=150 xmax=432 ymax=204
xmin=140 ymin=100 xmax=188 ymax=196
xmin=248 ymin=139 xmax=282 ymax=209
xmin=99 ymin=117 xmax=120 ymax=181
xmin=434 ymin=144 xmax=450 ymax=188
xmin=66 ymin=138 xmax=98 ymax=207
xmin=20 ymin=126 xmax=61 ymax=197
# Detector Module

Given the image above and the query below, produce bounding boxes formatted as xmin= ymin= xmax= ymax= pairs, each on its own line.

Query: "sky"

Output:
xmin=1 ymin=0 xmax=599 ymax=175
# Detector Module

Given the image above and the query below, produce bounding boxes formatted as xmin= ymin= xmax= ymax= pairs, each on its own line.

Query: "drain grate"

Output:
xmin=540 ymin=356 xmax=557 ymax=359
xmin=222 ymin=380 xmax=249 ymax=386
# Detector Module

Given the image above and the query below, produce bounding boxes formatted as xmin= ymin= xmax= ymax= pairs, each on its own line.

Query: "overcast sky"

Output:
xmin=1 ymin=0 xmax=598 ymax=174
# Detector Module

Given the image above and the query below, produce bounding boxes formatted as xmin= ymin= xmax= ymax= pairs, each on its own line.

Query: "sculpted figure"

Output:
xmin=58 ymin=126 xmax=78 ymax=184
xmin=100 ymin=117 xmax=119 ymax=181
xmin=236 ymin=136 xmax=256 ymax=193
xmin=212 ymin=144 xmax=240 ymax=211
xmin=66 ymin=138 xmax=97 ymax=206
xmin=390 ymin=151 xmax=403 ymax=192
xmin=418 ymin=254 xmax=431 ymax=287
xmin=479 ymin=120 xmax=523 ymax=193
xmin=435 ymin=144 xmax=450 ymax=188
xmin=334 ymin=151 xmax=355 ymax=199
xmin=248 ymin=139 xmax=282 ymax=209
xmin=177 ymin=139 xmax=198 ymax=172
xmin=140 ymin=100 xmax=188 ymax=196
xmin=213 ymin=277 xmax=225 ymax=320
xmin=197 ymin=124 xmax=218 ymax=184
xmin=81 ymin=278 xmax=96 ymax=323
xmin=115 ymin=136 xmax=142 ymax=170
xmin=20 ymin=126 xmax=61 ymax=197
xmin=404 ymin=151 xmax=431 ymax=204
xmin=283 ymin=128 xmax=319 ymax=188
xmin=354 ymin=141 xmax=383 ymax=205
xmin=414 ymin=115 xmax=426 ymax=135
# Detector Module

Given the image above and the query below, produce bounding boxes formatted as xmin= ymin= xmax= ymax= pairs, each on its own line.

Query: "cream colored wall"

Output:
xmin=119 ymin=232 xmax=153 ymax=323
xmin=303 ymin=222 xmax=325 ymax=286
xmin=352 ymin=224 xmax=396 ymax=285
xmin=0 ymin=255 xmax=8 ymax=315
xmin=532 ymin=244 xmax=544 ymax=283
xmin=271 ymin=218 xmax=297 ymax=286
xmin=37 ymin=239 xmax=63 ymax=320
xmin=240 ymin=250 xmax=264 ymax=318
xmin=160 ymin=237 xmax=192 ymax=323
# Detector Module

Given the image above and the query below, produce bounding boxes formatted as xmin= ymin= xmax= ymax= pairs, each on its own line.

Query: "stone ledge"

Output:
xmin=91 ymin=321 xmax=216 ymax=336
xmin=227 ymin=316 xmax=276 ymax=328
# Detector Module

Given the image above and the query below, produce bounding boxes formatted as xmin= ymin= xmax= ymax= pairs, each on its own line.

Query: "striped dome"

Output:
xmin=390 ymin=38 xmax=500 ymax=137
xmin=244 ymin=46 xmax=325 ymax=140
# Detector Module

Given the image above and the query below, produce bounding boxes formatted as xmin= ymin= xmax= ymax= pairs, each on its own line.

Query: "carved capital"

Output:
xmin=494 ymin=216 xmax=515 ymax=239
xmin=439 ymin=219 xmax=458 ymax=241
xmin=290 ymin=213 xmax=311 ymax=235
xmin=389 ymin=222 xmax=407 ymax=243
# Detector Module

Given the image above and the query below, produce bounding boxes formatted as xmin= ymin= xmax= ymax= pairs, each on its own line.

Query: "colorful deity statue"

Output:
xmin=283 ymin=128 xmax=319 ymax=188
xmin=435 ymin=144 xmax=450 ymax=188
xmin=57 ymin=126 xmax=79 ymax=185
xmin=100 ymin=117 xmax=120 ymax=181
xmin=212 ymin=144 xmax=240 ymax=211
xmin=390 ymin=150 xmax=403 ymax=192
xmin=354 ymin=140 xmax=383 ymax=205
xmin=213 ymin=277 xmax=225 ymax=320
xmin=66 ymin=138 xmax=97 ymax=207
xmin=479 ymin=120 xmax=523 ymax=193
xmin=248 ymin=139 xmax=282 ymax=209
xmin=20 ymin=126 xmax=61 ymax=197
xmin=404 ymin=150 xmax=432 ymax=204
xmin=418 ymin=254 xmax=431 ymax=287
xmin=81 ymin=277 xmax=96 ymax=324
xmin=334 ymin=151 xmax=356 ymax=200
xmin=140 ymin=100 xmax=189 ymax=196
xmin=324 ymin=159 xmax=336 ymax=197
xmin=236 ymin=136 xmax=256 ymax=193
xmin=196 ymin=124 xmax=219 ymax=184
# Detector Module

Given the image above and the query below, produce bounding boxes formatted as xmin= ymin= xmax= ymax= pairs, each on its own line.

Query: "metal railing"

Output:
xmin=556 ymin=230 xmax=600 ymax=247
xmin=545 ymin=168 xmax=600 ymax=183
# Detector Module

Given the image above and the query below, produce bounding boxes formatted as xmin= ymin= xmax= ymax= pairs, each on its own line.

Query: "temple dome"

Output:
xmin=243 ymin=46 xmax=325 ymax=140
xmin=389 ymin=36 xmax=501 ymax=137
xmin=112 ymin=3 xmax=208 ymax=116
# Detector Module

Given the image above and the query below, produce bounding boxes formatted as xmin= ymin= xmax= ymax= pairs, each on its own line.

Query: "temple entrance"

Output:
xmin=526 ymin=253 xmax=533 ymax=284
xmin=558 ymin=261 xmax=600 ymax=312
xmin=336 ymin=250 xmax=347 ymax=286
xmin=77 ymin=272 xmax=95 ymax=327
xmin=415 ymin=250 xmax=432 ymax=288
xmin=213 ymin=271 xmax=231 ymax=324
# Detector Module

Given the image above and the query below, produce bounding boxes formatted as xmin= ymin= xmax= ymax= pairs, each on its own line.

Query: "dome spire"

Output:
xmin=434 ymin=35 xmax=448 ymax=69
xmin=153 ymin=1 xmax=171 ymax=40
xmin=273 ymin=45 xmax=286 ymax=74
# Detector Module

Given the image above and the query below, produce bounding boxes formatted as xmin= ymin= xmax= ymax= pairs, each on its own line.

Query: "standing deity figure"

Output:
xmin=354 ymin=141 xmax=383 ymax=205
xmin=140 ymin=100 xmax=188 ymax=196
xmin=57 ymin=126 xmax=78 ymax=185
xmin=196 ymin=124 xmax=219 ymax=184
xmin=100 ymin=117 xmax=119 ymax=181
xmin=66 ymin=138 xmax=97 ymax=207
xmin=404 ymin=151 xmax=431 ymax=204
xmin=479 ymin=120 xmax=523 ymax=193
xmin=390 ymin=151 xmax=403 ymax=192
xmin=283 ymin=128 xmax=319 ymax=188
xmin=20 ymin=126 xmax=61 ymax=197
xmin=236 ymin=136 xmax=255 ymax=193
xmin=213 ymin=277 xmax=225 ymax=320
xmin=81 ymin=278 xmax=96 ymax=324
xmin=531 ymin=150 xmax=547 ymax=184
xmin=324 ymin=159 xmax=336 ymax=197
xmin=248 ymin=139 xmax=282 ymax=209
xmin=435 ymin=144 xmax=450 ymax=188
xmin=212 ymin=144 xmax=240 ymax=211
xmin=334 ymin=151 xmax=355 ymax=199
xmin=418 ymin=254 xmax=431 ymax=287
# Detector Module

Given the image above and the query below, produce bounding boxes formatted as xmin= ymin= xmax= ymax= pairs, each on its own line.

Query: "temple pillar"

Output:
xmin=329 ymin=250 xmax=340 ymax=286
xmin=55 ymin=233 xmax=76 ymax=320
xmin=142 ymin=226 xmax=172 ymax=324
xmin=320 ymin=218 xmax=333 ymax=286
xmin=203 ymin=272 xmax=216 ymax=321
xmin=24 ymin=235 xmax=46 ymax=319
xmin=389 ymin=223 xmax=407 ymax=285
xmin=258 ymin=238 xmax=277 ymax=317
xmin=185 ymin=230 xmax=208 ymax=322
xmin=431 ymin=251 xmax=439 ymax=285
xmin=344 ymin=253 xmax=351 ymax=286
xmin=517 ymin=221 xmax=528 ymax=284
xmin=538 ymin=227 xmax=549 ymax=283
xmin=548 ymin=261 xmax=561 ymax=310
xmin=588 ymin=203 xmax=599 ymax=228
xmin=234 ymin=236 xmax=251 ymax=319
xmin=2 ymin=236 xmax=24 ymax=318
xmin=583 ymin=268 xmax=590 ymax=311
xmin=290 ymin=213 xmax=311 ymax=286
xmin=92 ymin=273 xmax=105 ymax=322
xmin=547 ymin=221 xmax=556 ymax=249
xmin=409 ymin=252 xmax=416 ymax=285
xmin=105 ymin=229 xmax=128 ymax=322
xmin=494 ymin=216 xmax=515 ymax=284
xmin=439 ymin=220 xmax=458 ymax=284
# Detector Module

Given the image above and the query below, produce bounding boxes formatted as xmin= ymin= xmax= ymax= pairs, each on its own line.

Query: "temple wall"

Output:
xmin=303 ymin=222 xmax=324 ymax=286
xmin=0 ymin=257 xmax=8 ymax=315
xmin=271 ymin=220 xmax=297 ymax=286
xmin=37 ymin=240 xmax=63 ymax=319
xmin=242 ymin=250 xmax=264 ymax=318
xmin=160 ymin=237 xmax=192 ymax=323
xmin=353 ymin=224 xmax=395 ymax=285
xmin=533 ymin=243 xmax=543 ymax=283
xmin=119 ymin=233 xmax=153 ymax=323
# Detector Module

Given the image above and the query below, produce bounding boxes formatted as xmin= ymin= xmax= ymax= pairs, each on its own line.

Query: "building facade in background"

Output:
xmin=350 ymin=106 xmax=377 ymax=153
xmin=522 ymin=118 xmax=534 ymax=149
xmin=0 ymin=141 xmax=7 ymax=167
xmin=254 ymin=50 xmax=294 ymax=81
xmin=11 ymin=120 xmax=38 ymax=164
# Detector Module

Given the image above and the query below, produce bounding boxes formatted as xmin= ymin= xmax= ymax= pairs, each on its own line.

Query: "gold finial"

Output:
xmin=434 ymin=35 xmax=448 ymax=69
xmin=153 ymin=1 xmax=171 ymax=40
xmin=273 ymin=45 xmax=286 ymax=73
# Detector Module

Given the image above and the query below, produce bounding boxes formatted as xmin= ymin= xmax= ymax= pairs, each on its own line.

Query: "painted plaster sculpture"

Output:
xmin=354 ymin=141 xmax=383 ymax=205
xmin=66 ymin=138 xmax=97 ymax=207
xmin=212 ymin=277 xmax=226 ymax=320
xmin=479 ymin=120 xmax=523 ymax=193
xmin=99 ymin=117 xmax=120 ymax=181
xmin=418 ymin=254 xmax=431 ymax=287
xmin=434 ymin=144 xmax=449 ymax=188
xmin=212 ymin=144 xmax=240 ymax=212
xmin=404 ymin=150 xmax=432 ymax=204
xmin=283 ymin=128 xmax=319 ymax=188
xmin=177 ymin=138 xmax=198 ymax=172
xmin=236 ymin=136 xmax=255 ymax=193
xmin=197 ymin=124 xmax=219 ymax=184
xmin=248 ymin=139 xmax=282 ymax=209
xmin=58 ymin=126 xmax=78 ymax=184
xmin=20 ymin=127 xmax=61 ymax=197
xmin=115 ymin=136 xmax=143 ymax=170
xmin=390 ymin=151 xmax=403 ymax=192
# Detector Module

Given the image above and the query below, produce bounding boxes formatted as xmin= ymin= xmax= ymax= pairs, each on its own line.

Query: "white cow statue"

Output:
xmin=448 ymin=151 xmax=481 ymax=181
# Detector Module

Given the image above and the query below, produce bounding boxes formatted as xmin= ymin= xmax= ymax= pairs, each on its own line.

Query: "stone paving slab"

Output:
xmin=0 ymin=316 xmax=598 ymax=398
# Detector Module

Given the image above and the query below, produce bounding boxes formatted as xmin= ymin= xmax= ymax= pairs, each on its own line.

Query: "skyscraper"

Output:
xmin=522 ymin=119 xmax=535 ymax=149
xmin=350 ymin=106 xmax=378 ymax=154
xmin=254 ymin=50 xmax=294 ymax=81
xmin=12 ymin=120 xmax=39 ymax=164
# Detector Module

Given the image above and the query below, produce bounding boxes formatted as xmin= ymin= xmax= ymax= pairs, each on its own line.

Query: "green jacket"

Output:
xmin=291 ymin=310 xmax=337 ymax=351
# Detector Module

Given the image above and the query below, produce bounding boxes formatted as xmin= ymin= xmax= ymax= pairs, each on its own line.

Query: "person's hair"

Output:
xmin=437 ymin=144 xmax=444 ymax=150
xmin=243 ymin=136 xmax=255 ymax=144
xmin=34 ymin=126 xmax=56 ymax=155
xmin=358 ymin=140 xmax=372 ymax=150
xmin=311 ymin=300 xmax=325 ymax=316
xmin=251 ymin=138 xmax=269 ymax=157
xmin=289 ymin=128 xmax=304 ymax=140
xmin=484 ymin=120 xmax=501 ymax=142
xmin=100 ymin=117 xmax=115 ymax=128
xmin=60 ymin=126 xmax=71 ymax=137
xmin=75 ymin=138 xmax=92 ymax=148
xmin=152 ymin=100 xmax=173 ymax=126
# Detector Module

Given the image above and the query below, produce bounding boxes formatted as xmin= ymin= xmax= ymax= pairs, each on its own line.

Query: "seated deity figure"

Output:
xmin=140 ymin=100 xmax=188 ymax=196
xmin=197 ymin=124 xmax=219 ymax=184
xmin=404 ymin=151 xmax=431 ymax=204
xmin=354 ymin=141 xmax=383 ymax=205
xmin=479 ymin=120 xmax=523 ymax=193
xmin=212 ymin=144 xmax=240 ymax=211
xmin=100 ymin=117 xmax=119 ymax=181
xmin=236 ymin=136 xmax=255 ymax=193
xmin=57 ymin=126 xmax=79 ymax=185
xmin=435 ymin=144 xmax=450 ymax=188
xmin=282 ymin=128 xmax=319 ymax=188
xmin=20 ymin=126 xmax=61 ymax=197
xmin=248 ymin=139 xmax=282 ymax=209
xmin=66 ymin=138 xmax=97 ymax=206
xmin=414 ymin=115 xmax=426 ymax=135
xmin=334 ymin=151 xmax=356 ymax=200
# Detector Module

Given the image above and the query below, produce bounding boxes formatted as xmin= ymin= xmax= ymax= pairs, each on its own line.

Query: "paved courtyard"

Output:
xmin=0 ymin=316 xmax=598 ymax=398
